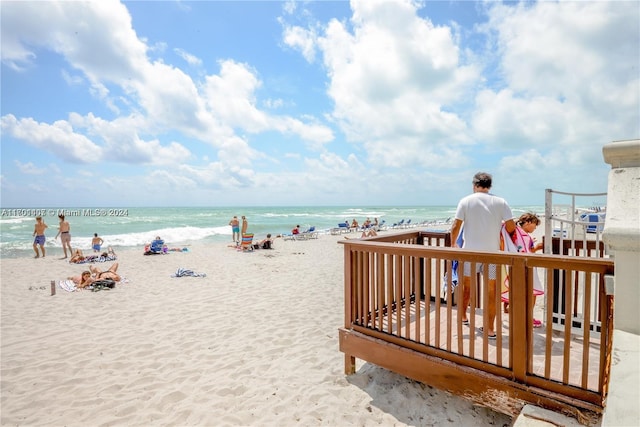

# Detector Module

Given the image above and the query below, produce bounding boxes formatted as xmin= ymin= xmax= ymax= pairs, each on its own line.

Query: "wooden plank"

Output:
xmin=339 ymin=329 xmax=602 ymax=424
xmin=339 ymin=231 xmax=613 ymax=417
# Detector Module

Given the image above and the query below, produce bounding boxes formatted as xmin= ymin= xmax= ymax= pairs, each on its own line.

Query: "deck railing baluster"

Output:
xmin=339 ymin=230 xmax=613 ymax=418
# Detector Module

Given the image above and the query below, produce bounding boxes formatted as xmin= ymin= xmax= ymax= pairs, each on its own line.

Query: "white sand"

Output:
xmin=1 ymin=232 xmax=512 ymax=426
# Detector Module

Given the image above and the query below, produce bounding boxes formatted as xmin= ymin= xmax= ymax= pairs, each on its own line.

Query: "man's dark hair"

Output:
xmin=472 ymin=172 xmax=492 ymax=189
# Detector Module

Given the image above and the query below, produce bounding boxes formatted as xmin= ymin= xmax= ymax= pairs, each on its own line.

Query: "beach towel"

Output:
xmin=500 ymin=225 xmax=544 ymax=303
xmin=59 ymin=280 xmax=77 ymax=292
xmin=171 ymin=267 xmax=206 ymax=278
xmin=441 ymin=228 xmax=463 ymax=300
xmin=70 ymin=254 xmax=117 ymax=264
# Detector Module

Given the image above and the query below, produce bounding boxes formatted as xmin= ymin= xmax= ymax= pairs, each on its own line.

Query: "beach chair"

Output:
xmin=296 ymin=226 xmax=318 ymax=240
xmin=337 ymin=222 xmax=350 ymax=234
xmin=392 ymin=219 xmax=404 ymax=228
xmin=240 ymin=233 xmax=255 ymax=251
xmin=144 ymin=238 xmax=165 ymax=255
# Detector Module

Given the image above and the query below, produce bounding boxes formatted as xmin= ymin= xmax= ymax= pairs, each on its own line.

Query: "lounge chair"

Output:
xmin=330 ymin=222 xmax=350 ymax=235
xmin=240 ymin=233 xmax=254 ymax=251
xmin=297 ymin=226 xmax=318 ymax=240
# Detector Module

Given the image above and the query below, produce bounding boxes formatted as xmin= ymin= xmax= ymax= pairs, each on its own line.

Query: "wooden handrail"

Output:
xmin=339 ymin=230 xmax=614 ymax=417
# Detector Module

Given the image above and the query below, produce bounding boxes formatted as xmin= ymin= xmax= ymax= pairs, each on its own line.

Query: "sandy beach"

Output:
xmin=1 ymin=231 xmax=512 ymax=426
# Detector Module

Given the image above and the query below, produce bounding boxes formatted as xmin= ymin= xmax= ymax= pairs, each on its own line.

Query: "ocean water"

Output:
xmin=0 ymin=205 xmax=544 ymax=259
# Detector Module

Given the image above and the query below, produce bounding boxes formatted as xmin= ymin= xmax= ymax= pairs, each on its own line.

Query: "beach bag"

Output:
xmin=90 ymin=279 xmax=116 ymax=291
xmin=441 ymin=260 xmax=459 ymax=301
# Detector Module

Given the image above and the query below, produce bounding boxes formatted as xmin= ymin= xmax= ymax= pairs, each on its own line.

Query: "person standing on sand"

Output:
xmin=229 ymin=216 xmax=240 ymax=243
xmin=55 ymin=214 xmax=73 ymax=259
xmin=450 ymin=172 xmax=515 ymax=339
xmin=241 ymin=215 xmax=248 ymax=235
xmin=32 ymin=216 xmax=48 ymax=258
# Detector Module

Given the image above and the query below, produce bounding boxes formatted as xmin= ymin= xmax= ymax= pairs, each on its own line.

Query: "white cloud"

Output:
xmin=1 ymin=0 xmax=335 ymax=179
xmin=14 ymin=160 xmax=44 ymax=175
xmin=472 ymin=0 xmax=639 ymax=159
xmin=203 ymin=59 xmax=334 ymax=146
xmin=1 ymin=0 xmax=637 ymax=207
xmin=1 ymin=114 xmax=103 ymax=164
xmin=174 ymin=48 xmax=202 ymax=67
xmin=315 ymin=0 xmax=478 ymax=169
xmin=282 ymin=25 xmax=317 ymax=63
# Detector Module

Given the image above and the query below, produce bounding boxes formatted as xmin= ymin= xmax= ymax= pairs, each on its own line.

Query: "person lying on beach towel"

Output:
xmin=89 ymin=263 xmax=121 ymax=282
xmin=64 ymin=263 xmax=123 ymax=291
xmin=66 ymin=271 xmax=93 ymax=289
xmin=70 ymin=249 xmax=85 ymax=263
xmin=171 ymin=267 xmax=206 ymax=278
xmin=69 ymin=247 xmax=117 ymax=264
xmin=60 ymin=276 xmax=116 ymax=292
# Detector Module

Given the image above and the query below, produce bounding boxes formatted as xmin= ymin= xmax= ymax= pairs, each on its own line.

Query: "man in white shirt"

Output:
xmin=450 ymin=172 xmax=515 ymax=338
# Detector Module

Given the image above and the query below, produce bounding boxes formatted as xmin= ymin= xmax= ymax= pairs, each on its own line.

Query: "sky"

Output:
xmin=1 ymin=0 xmax=638 ymax=208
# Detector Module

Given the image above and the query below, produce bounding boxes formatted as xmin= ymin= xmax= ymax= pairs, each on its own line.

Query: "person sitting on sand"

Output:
xmin=259 ymin=234 xmax=273 ymax=249
xmin=292 ymin=225 xmax=300 ymax=235
xmin=89 ymin=263 xmax=121 ymax=282
xmin=344 ymin=229 xmax=378 ymax=240
xmin=144 ymin=237 xmax=165 ymax=255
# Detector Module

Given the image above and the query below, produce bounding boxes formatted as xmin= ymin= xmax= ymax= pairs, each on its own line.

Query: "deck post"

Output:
xmin=510 ymin=257 xmax=528 ymax=382
xmin=343 ymin=243 xmax=354 ymax=374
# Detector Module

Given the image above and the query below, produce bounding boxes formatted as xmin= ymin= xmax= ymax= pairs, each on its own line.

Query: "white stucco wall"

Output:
xmin=601 ymin=139 xmax=640 ymax=427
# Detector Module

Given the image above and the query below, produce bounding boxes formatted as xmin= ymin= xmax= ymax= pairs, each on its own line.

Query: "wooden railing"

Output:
xmin=339 ymin=230 xmax=614 ymax=423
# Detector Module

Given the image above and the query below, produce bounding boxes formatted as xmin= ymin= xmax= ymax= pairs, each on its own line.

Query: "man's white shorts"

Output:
xmin=462 ymin=262 xmax=497 ymax=280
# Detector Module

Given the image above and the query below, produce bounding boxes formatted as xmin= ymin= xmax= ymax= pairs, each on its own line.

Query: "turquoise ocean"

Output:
xmin=0 ymin=205 xmax=544 ymax=259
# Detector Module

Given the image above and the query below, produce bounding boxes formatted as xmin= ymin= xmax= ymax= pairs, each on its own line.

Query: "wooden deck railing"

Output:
xmin=339 ymin=230 xmax=614 ymax=424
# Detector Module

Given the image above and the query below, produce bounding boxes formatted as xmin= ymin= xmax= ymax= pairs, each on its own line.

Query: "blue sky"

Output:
xmin=1 ymin=0 xmax=638 ymax=208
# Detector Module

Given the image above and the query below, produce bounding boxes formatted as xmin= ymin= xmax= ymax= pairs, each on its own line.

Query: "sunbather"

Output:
xmin=258 ymin=234 xmax=273 ymax=249
xmin=70 ymin=249 xmax=85 ymax=263
xmin=362 ymin=229 xmax=377 ymax=238
xmin=89 ymin=263 xmax=121 ymax=282
xmin=68 ymin=271 xmax=93 ymax=288
xmin=344 ymin=229 xmax=378 ymax=240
